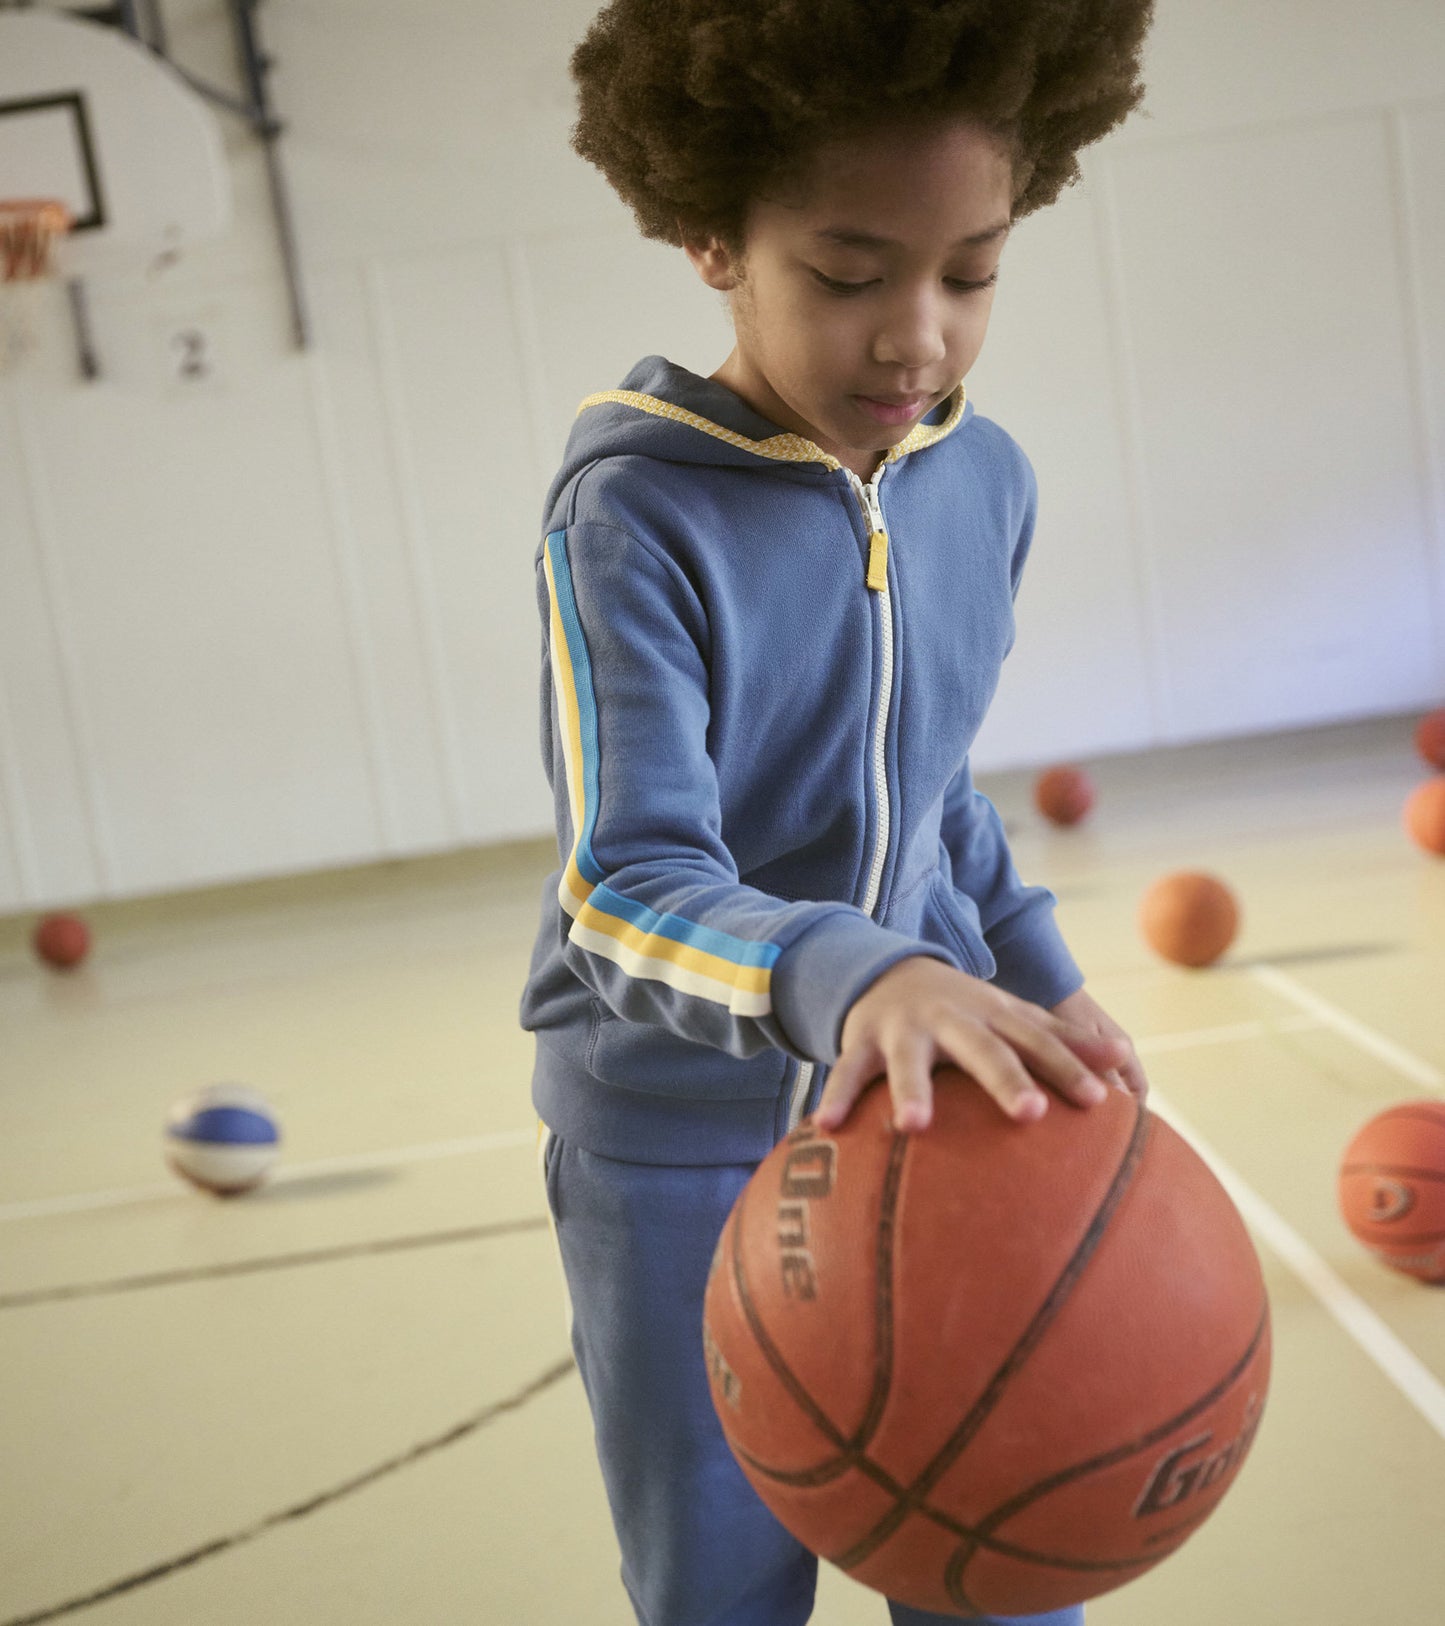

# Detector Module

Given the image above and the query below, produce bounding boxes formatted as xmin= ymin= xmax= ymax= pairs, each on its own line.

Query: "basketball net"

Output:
xmin=0 ymin=199 xmax=72 ymax=374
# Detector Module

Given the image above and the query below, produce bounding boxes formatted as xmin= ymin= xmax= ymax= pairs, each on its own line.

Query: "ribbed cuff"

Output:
xmin=771 ymin=907 xmax=958 ymax=1064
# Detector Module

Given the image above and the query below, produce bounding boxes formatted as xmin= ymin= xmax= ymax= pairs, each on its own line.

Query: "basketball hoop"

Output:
xmin=0 ymin=197 xmax=72 ymax=372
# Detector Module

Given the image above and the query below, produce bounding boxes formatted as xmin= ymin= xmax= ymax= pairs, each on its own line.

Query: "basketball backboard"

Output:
xmin=0 ymin=7 xmax=230 ymax=275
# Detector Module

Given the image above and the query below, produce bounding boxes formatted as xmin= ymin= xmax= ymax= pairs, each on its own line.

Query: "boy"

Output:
xmin=521 ymin=3 xmax=1156 ymax=1622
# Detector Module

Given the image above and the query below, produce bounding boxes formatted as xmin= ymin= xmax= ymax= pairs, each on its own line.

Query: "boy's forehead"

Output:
xmin=764 ymin=120 xmax=1014 ymax=248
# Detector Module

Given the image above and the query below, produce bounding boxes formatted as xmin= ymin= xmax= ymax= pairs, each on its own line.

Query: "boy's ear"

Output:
xmin=682 ymin=233 xmax=742 ymax=293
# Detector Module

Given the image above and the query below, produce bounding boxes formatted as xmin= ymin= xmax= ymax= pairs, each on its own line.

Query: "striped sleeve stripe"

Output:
xmin=542 ymin=528 xmax=778 ymax=1016
xmin=542 ymin=532 xmax=598 ymax=857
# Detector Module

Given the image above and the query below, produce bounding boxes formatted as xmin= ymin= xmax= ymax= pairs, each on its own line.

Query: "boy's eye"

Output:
xmin=811 ymin=269 xmax=1000 ymax=296
xmin=812 ymin=271 xmax=878 ymax=295
xmin=946 ymin=271 xmax=1000 ymax=293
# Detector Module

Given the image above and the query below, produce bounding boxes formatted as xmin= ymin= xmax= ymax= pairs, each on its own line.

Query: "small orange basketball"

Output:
xmin=703 ymin=1074 xmax=1270 ymax=1617
xmin=1034 ymin=766 xmax=1095 ymax=827
xmin=32 ymin=912 xmax=91 ymax=970
xmin=1138 ymin=872 xmax=1239 ymax=967
xmin=1403 ymin=777 xmax=1445 ymax=855
xmin=1338 ymin=1101 xmax=1445 ymax=1284
xmin=1415 ymin=708 xmax=1445 ymax=771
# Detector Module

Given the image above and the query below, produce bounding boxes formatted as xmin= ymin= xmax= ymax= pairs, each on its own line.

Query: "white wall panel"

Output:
xmin=967 ymin=177 xmax=1158 ymax=770
xmin=269 ymin=0 xmax=623 ymax=268
xmin=0 ymin=377 xmax=104 ymax=910
xmin=367 ymin=245 xmax=553 ymax=843
xmin=17 ymin=281 xmax=383 ymax=897
xmin=1401 ymin=102 xmax=1445 ymax=665
xmin=524 ymin=229 xmax=731 ymax=457
xmin=306 ymin=266 xmax=457 ymax=856
xmin=1131 ymin=0 xmax=1445 ymax=144
xmin=1107 ymin=114 xmax=1439 ymax=740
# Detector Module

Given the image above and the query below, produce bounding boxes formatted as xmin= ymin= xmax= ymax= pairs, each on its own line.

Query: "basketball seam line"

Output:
xmin=830 ymin=1102 xmax=1153 ymax=1577
xmin=730 ymin=1134 xmax=911 ymax=1492
xmin=939 ymin=1299 xmax=1270 ymax=1589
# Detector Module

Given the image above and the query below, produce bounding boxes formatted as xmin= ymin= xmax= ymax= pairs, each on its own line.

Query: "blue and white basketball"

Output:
xmin=164 ymin=1084 xmax=281 ymax=1195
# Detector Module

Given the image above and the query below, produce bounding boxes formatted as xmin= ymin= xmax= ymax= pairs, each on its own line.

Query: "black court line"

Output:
xmin=0 ymin=1216 xmax=550 ymax=1310
xmin=0 ymin=1355 xmax=576 ymax=1626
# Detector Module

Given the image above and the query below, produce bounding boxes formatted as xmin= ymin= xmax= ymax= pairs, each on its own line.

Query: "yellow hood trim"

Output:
xmin=576 ymin=385 xmax=969 ymax=470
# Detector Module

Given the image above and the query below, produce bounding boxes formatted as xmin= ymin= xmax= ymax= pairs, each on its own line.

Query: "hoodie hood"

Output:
xmin=543 ymin=354 xmax=974 ymax=523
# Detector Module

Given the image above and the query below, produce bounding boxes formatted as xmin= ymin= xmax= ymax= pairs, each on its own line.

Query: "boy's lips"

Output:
xmin=853 ymin=393 xmax=934 ymax=426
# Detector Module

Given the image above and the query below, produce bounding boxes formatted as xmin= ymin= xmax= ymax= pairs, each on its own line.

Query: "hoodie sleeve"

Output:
xmin=938 ymin=438 xmax=1083 ymax=1010
xmin=539 ymin=520 xmax=956 ymax=1065
xmin=938 ymin=760 xmax=1084 ymax=1009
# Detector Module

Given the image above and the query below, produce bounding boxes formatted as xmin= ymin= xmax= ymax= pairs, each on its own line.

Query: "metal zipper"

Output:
xmin=851 ymin=465 xmax=894 ymax=920
xmin=785 ymin=464 xmax=894 ymax=1134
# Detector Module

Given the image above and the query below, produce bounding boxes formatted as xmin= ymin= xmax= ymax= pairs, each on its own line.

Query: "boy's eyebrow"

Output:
xmin=813 ymin=221 xmax=1012 ymax=250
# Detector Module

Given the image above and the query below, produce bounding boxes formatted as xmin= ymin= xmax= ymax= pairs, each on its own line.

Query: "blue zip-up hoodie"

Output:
xmin=520 ymin=355 xmax=1083 ymax=1165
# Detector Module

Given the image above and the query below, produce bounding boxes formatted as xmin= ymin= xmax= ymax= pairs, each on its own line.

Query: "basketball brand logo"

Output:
xmin=1133 ymin=1394 xmax=1263 ymax=1518
xmin=1368 ymin=1179 xmax=1415 ymax=1223
xmin=1376 ymin=1240 xmax=1445 ymax=1274
xmin=703 ymin=1321 xmax=742 ymax=1409
xmin=776 ymin=1123 xmax=837 ymax=1302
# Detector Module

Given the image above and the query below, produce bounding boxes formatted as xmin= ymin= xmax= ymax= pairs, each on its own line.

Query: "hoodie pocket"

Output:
xmin=919 ymin=872 xmax=997 ymax=981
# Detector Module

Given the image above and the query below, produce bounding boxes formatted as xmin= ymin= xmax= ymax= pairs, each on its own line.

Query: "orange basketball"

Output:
xmin=702 ymin=1073 xmax=1271 ymax=1617
xmin=1139 ymin=871 xmax=1239 ymax=967
xmin=1403 ymin=777 xmax=1445 ymax=856
xmin=1034 ymin=765 xmax=1095 ymax=827
xmin=32 ymin=911 xmax=91 ymax=970
xmin=1415 ymin=708 xmax=1445 ymax=771
xmin=1338 ymin=1100 xmax=1445 ymax=1284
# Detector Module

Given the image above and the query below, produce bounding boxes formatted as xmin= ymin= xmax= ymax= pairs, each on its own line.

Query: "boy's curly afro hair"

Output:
xmin=571 ymin=0 xmax=1153 ymax=248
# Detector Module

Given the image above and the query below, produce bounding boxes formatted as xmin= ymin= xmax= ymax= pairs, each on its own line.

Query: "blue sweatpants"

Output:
xmin=540 ymin=1129 xmax=1085 ymax=1626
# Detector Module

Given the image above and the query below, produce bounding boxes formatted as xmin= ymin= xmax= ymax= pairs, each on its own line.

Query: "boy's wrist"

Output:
xmin=772 ymin=916 xmax=958 ymax=1064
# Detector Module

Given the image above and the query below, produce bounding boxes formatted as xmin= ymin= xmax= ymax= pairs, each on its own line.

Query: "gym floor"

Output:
xmin=2 ymin=713 xmax=1442 ymax=1626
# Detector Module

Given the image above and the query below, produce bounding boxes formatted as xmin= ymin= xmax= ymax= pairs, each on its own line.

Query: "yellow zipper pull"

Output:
xmin=866 ymin=529 xmax=889 ymax=591
xmin=853 ymin=470 xmax=890 ymax=593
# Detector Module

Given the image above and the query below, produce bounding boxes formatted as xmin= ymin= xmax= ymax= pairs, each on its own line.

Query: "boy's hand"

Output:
xmin=1049 ymin=986 xmax=1149 ymax=1102
xmin=815 ymin=958 xmax=1135 ymax=1134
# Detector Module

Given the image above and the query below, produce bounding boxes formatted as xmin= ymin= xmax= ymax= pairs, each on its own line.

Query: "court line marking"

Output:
xmin=1133 ymin=1013 xmax=1319 ymax=1056
xmin=0 ymin=1018 xmax=1326 ymax=1225
xmin=0 ymin=1129 xmax=535 ymax=1224
xmin=0 ymin=1217 xmax=552 ymax=1312
xmin=1149 ymin=1090 xmax=1445 ymax=1444
xmin=1249 ymin=963 xmax=1445 ymax=1093
xmin=0 ymin=1355 xmax=576 ymax=1626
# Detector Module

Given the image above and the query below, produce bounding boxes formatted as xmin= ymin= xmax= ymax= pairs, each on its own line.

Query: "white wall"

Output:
xmin=1 ymin=0 xmax=1443 ymax=910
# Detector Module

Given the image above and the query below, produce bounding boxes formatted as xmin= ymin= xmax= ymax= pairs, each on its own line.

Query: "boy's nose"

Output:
xmin=872 ymin=297 xmax=949 ymax=371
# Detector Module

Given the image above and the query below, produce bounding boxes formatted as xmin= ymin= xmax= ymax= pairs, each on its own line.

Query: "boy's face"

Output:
xmin=686 ymin=117 xmax=1014 ymax=480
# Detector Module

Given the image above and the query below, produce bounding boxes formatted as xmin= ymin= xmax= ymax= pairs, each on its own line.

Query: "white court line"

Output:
xmin=0 ymin=1129 xmax=536 ymax=1224
xmin=0 ymin=1018 xmax=1313 ymax=1227
xmin=1134 ymin=1013 xmax=1319 ymax=1056
xmin=1149 ymin=1091 xmax=1445 ymax=1444
xmin=1250 ymin=963 xmax=1445 ymax=1093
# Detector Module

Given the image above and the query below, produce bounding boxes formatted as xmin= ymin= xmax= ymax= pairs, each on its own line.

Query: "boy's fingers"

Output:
xmin=995 ymin=1017 xmax=1109 ymax=1108
xmin=936 ymin=1019 xmax=1048 ymax=1122
xmin=882 ymin=1031 xmax=935 ymax=1132
xmin=1063 ymin=1028 xmax=1134 ymax=1070
xmin=1115 ymin=1059 xmax=1150 ymax=1100
xmin=813 ymin=1046 xmax=879 ymax=1130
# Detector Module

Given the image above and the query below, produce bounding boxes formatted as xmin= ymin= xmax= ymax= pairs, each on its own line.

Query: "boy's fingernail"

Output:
xmin=1082 ymin=1074 xmax=1109 ymax=1102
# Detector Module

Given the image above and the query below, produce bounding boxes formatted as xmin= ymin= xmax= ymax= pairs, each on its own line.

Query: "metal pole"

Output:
xmin=65 ymin=277 xmax=102 ymax=381
xmin=140 ymin=0 xmax=168 ymax=54
xmin=228 ymin=0 xmax=310 ymax=348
